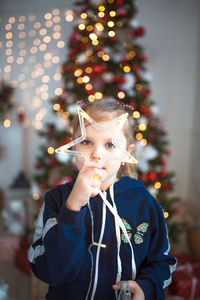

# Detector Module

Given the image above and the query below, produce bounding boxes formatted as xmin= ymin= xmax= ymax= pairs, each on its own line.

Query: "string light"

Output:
xmin=138 ymin=123 xmax=147 ymax=131
xmin=164 ymin=212 xmax=169 ymax=219
xmin=107 ymin=21 xmax=114 ymax=27
xmin=136 ymin=83 xmax=143 ymax=91
xmin=47 ymin=147 xmax=55 ymax=154
xmin=98 ymin=6 xmax=105 ymax=12
xmin=133 ymin=111 xmax=140 ymax=118
xmin=136 ymin=133 xmax=143 ymax=140
xmin=109 ymin=11 xmax=116 ymax=17
xmin=80 ymin=13 xmax=87 ymax=19
xmin=118 ymin=91 xmax=125 ymax=99
xmin=3 ymin=119 xmax=11 ymax=128
xmin=123 ymin=65 xmax=131 ymax=72
xmin=98 ymin=12 xmax=105 ymax=18
xmin=32 ymin=193 xmax=40 ymax=200
xmin=88 ymin=95 xmax=95 ymax=102
xmin=140 ymin=139 xmax=147 ymax=146
xmin=154 ymin=182 xmax=161 ymax=189
xmin=108 ymin=31 xmax=115 ymax=37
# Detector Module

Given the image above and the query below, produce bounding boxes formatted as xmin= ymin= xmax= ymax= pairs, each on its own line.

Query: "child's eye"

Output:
xmin=106 ymin=142 xmax=115 ymax=149
xmin=80 ymin=139 xmax=92 ymax=145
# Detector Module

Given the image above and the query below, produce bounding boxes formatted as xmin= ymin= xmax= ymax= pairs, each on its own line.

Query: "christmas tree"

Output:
xmin=34 ymin=0 xmax=184 ymax=243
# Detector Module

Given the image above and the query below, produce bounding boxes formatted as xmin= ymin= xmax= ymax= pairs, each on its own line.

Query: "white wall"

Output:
xmin=0 ymin=0 xmax=200 ymax=212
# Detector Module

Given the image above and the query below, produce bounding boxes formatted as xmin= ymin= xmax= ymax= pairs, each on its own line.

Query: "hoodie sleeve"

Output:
xmin=28 ymin=185 xmax=88 ymax=286
xmin=135 ymin=192 xmax=177 ymax=300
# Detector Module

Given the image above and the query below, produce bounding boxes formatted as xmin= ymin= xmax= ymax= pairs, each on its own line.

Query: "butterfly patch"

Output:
xmin=134 ymin=222 xmax=149 ymax=244
xmin=121 ymin=219 xmax=149 ymax=245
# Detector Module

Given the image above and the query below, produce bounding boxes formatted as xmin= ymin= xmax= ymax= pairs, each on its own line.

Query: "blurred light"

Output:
xmin=53 ymin=103 xmax=60 ymax=111
xmin=29 ymin=29 xmax=36 ymax=37
xmin=43 ymin=36 xmax=51 ymax=43
xmin=154 ymin=182 xmax=161 ymax=189
xmin=39 ymin=44 xmax=47 ymax=51
xmin=85 ymin=67 xmax=92 ymax=74
xmin=52 ymin=9 xmax=60 ymax=15
xmin=19 ymin=16 xmax=26 ymax=22
xmin=140 ymin=139 xmax=147 ymax=146
xmin=118 ymin=91 xmax=125 ymax=99
xmin=107 ymin=21 xmax=114 ymax=27
xmin=8 ymin=17 xmax=16 ymax=24
xmin=19 ymin=32 xmax=26 ymax=39
xmin=164 ymin=212 xmax=169 ymax=219
xmin=39 ymin=28 xmax=47 ymax=36
xmin=45 ymin=20 xmax=53 ymax=27
xmin=54 ymin=73 xmax=61 ymax=80
xmin=123 ymin=65 xmax=131 ymax=72
xmin=77 ymin=77 xmax=83 ymax=84
xmin=53 ymin=16 xmax=60 ymax=23
xmin=5 ymin=24 xmax=12 ymax=30
xmin=86 ymin=25 xmax=93 ymax=31
xmin=79 ymin=24 xmax=85 ymax=30
xmin=52 ymin=56 xmax=60 ymax=63
xmin=65 ymin=10 xmax=74 ymax=22
xmin=53 ymin=32 xmax=61 ymax=39
xmin=139 ymin=123 xmax=147 ymax=131
xmin=98 ymin=12 xmax=105 ymax=18
xmin=44 ymin=13 xmax=52 ymax=20
xmin=6 ymin=32 xmax=12 ymax=39
xmin=32 ymin=193 xmax=40 ymax=200
xmin=98 ymin=6 xmax=105 ymax=11
xmin=82 ymin=76 xmax=90 ymax=83
xmin=28 ymin=15 xmax=36 ymax=22
xmin=44 ymin=52 xmax=52 ymax=60
xmin=136 ymin=83 xmax=143 ymax=91
xmin=80 ymin=13 xmax=87 ymax=19
xmin=4 ymin=119 xmax=11 ymax=127
xmin=108 ymin=30 xmax=115 ymax=37
xmin=42 ymin=75 xmax=49 ymax=83
xmin=133 ymin=111 xmax=140 ymax=118
xmin=136 ymin=133 xmax=143 ymax=140
xmin=34 ymin=22 xmax=41 ymax=29
xmin=74 ymin=69 xmax=83 ymax=77
xmin=7 ymin=56 xmax=14 ymax=63
xmin=95 ymin=92 xmax=103 ymax=100
xmin=57 ymin=41 xmax=65 ymax=48
xmin=55 ymin=88 xmax=63 ymax=95
xmin=4 ymin=65 xmax=11 ymax=72
xmin=5 ymin=49 xmax=12 ymax=55
xmin=85 ymin=83 xmax=92 ymax=90
xmin=92 ymin=40 xmax=99 ymax=45
xmin=53 ymin=25 xmax=61 ymax=31
xmin=6 ymin=41 xmax=13 ymax=47
xmin=95 ymin=23 xmax=104 ymax=31
xmin=88 ymin=95 xmax=95 ymax=102
xmin=102 ymin=54 xmax=109 ymax=61
xmin=109 ymin=11 xmax=116 ymax=17
xmin=18 ymin=23 xmax=25 ymax=30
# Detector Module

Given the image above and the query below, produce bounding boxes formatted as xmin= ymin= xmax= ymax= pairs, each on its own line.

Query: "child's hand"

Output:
xmin=65 ymin=161 xmax=103 ymax=211
xmin=112 ymin=281 xmax=145 ymax=300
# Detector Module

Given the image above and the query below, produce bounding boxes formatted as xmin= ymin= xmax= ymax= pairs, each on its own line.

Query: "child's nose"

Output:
xmin=91 ymin=147 xmax=103 ymax=162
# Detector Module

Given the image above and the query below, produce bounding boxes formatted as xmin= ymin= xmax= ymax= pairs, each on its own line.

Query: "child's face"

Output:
xmin=75 ymin=121 xmax=128 ymax=190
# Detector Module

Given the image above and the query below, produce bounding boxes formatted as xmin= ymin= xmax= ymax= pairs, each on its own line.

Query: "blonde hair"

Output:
xmin=72 ymin=99 xmax=137 ymax=179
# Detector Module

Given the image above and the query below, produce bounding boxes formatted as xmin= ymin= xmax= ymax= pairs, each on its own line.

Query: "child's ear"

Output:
xmin=127 ymin=144 xmax=135 ymax=154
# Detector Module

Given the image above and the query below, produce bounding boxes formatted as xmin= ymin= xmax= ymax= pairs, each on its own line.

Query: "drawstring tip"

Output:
xmin=93 ymin=242 xmax=106 ymax=248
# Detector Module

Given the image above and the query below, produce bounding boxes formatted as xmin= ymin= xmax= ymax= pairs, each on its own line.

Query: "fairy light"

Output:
xmin=55 ymin=88 xmax=62 ymax=95
xmin=43 ymin=36 xmax=51 ymax=43
xmin=74 ymin=69 xmax=83 ymax=77
xmin=139 ymin=123 xmax=147 ymax=131
xmin=85 ymin=67 xmax=92 ymax=74
xmin=44 ymin=13 xmax=52 ymax=20
xmin=4 ymin=119 xmax=11 ymax=128
xmin=136 ymin=133 xmax=143 ymax=140
xmin=128 ymin=51 xmax=136 ymax=59
xmin=82 ymin=76 xmax=90 ymax=83
xmin=123 ymin=65 xmax=131 ymax=72
xmin=86 ymin=25 xmax=93 ymax=31
xmin=47 ymin=147 xmax=55 ymax=154
xmin=85 ymin=83 xmax=93 ymax=90
xmin=164 ymin=212 xmax=169 ymax=219
xmin=133 ymin=111 xmax=140 ymax=118
xmin=118 ymin=91 xmax=125 ymax=99
xmin=92 ymin=40 xmax=99 ymax=46
xmin=102 ymin=54 xmax=110 ymax=61
xmin=81 ymin=13 xmax=87 ymax=19
xmin=98 ymin=12 xmax=105 ymax=18
xmin=98 ymin=6 xmax=105 ymax=12
xmin=57 ymin=41 xmax=65 ymax=48
xmin=140 ymin=139 xmax=147 ymax=146
xmin=79 ymin=24 xmax=85 ymax=30
xmin=136 ymin=83 xmax=143 ymax=91
xmin=32 ymin=193 xmax=40 ymax=200
xmin=97 ymin=51 xmax=104 ymax=57
xmin=95 ymin=23 xmax=104 ymax=31
xmin=53 ymin=32 xmax=61 ymax=39
xmin=108 ymin=30 xmax=115 ymax=37
xmin=65 ymin=10 xmax=74 ymax=22
xmin=6 ymin=32 xmax=12 ymax=39
xmin=108 ymin=0 xmax=114 ymax=3
xmin=154 ymin=182 xmax=161 ymax=189
xmin=86 ymin=50 xmax=93 ymax=56
xmin=109 ymin=11 xmax=116 ymax=17
xmin=77 ymin=77 xmax=83 ymax=84
xmin=95 ymin=91 xmax=103 ymax=100
xmin=107 ymin=21 xmax=114 ymax=27
xmin=88 ymin=95 xmax=95 ymax=102
xmin=89 ymin=33 xmax=97 ymax=40
xmin=8 ymin=17 xmax=16 ymax=24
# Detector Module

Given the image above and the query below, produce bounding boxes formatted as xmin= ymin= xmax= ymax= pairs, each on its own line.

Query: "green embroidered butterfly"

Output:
xmin=121 ymin=219 xmax=149 ymax=245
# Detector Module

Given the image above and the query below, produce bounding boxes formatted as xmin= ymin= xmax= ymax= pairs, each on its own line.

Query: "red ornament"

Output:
xmin=39 ymin=184 xmax=47 ymax=190
xmin=141 ymin=89 xmax=151 ymax=97
xmin=148 ymin=172 xmax=157 ymax=181
xmin=132 ymin=64 xmax=140 ymax=72
xmin=49 ymin=157 xmax=58 ymax=166
xmin=140 ymin=55 xmax=147 ymax=62
xmin=160 ymin=170 xmax=167 ymax=178
xmin=163 ymin=182 xmax=170 ymax=190
xmin=140 ymin=173 xmax=148 ymax=183
xmin=116 ymin=0 xmax=124 ymax=5
xmin=140 ymin=105 xmax=152 ymax=117
xmin=129 ymin=102 xmax=136 ymax=110
xmin=34 ymin=163 xmax=41 ymax=169
xmin=136 ymin=27 xmax=146 ymax=36
xmin=149 ymin=133 xmax=156 ymax=142
xmin=17 ymin=111 xmax=25 ymax=123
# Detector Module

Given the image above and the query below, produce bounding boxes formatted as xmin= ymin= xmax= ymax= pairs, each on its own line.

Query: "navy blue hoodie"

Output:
xmin=28 ymin=176 xmax=176 ymax=300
